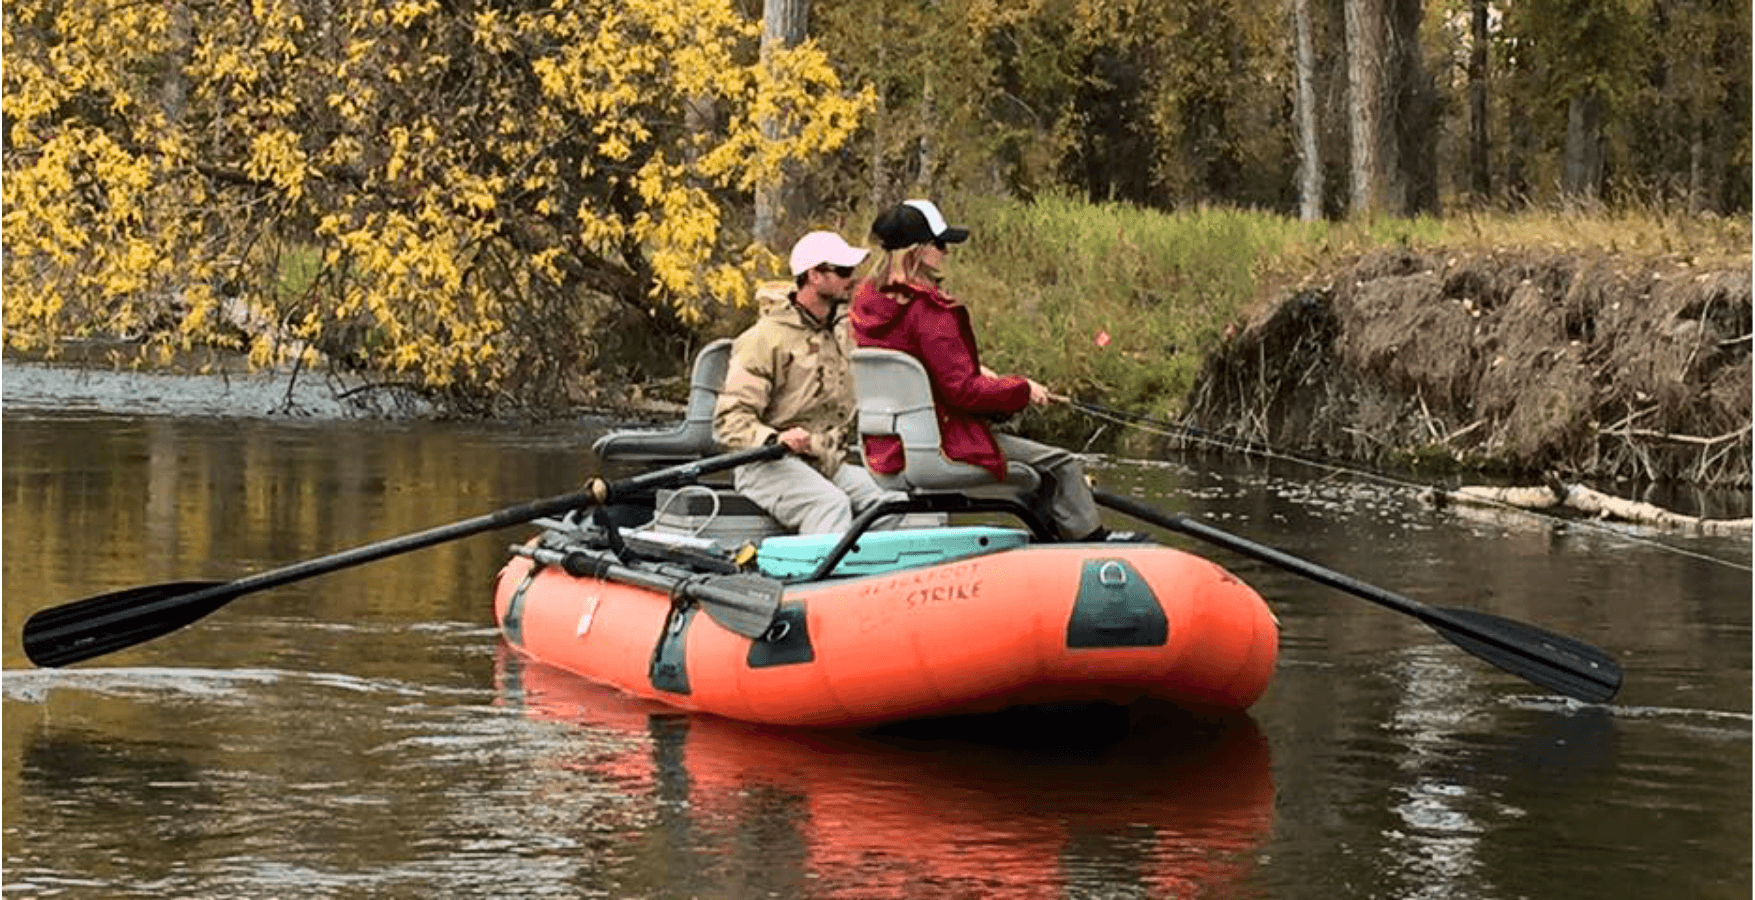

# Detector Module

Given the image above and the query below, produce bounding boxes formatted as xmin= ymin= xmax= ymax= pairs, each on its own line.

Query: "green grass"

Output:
xmin=921 ymin=192 xmax=1751 ymax=451
xmin=939 ymin=194 xmax=1320 ymax=437
xmin=276 ymin=244 xmax=325 ymax=302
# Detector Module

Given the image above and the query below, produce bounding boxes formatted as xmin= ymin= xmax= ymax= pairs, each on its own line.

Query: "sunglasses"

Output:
xmin=816 ymin=264 xmax=856 ymax=278
xmin=931 ymin=239 xmax=948 ymax=251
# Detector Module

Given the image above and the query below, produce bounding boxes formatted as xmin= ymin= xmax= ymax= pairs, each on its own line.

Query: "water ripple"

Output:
xmin=1 ymin=666 xmax=452 ymax=704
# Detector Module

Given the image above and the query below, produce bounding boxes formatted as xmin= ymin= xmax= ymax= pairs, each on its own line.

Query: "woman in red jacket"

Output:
xmin=849 ymin=199 xmax=1116 ymax=542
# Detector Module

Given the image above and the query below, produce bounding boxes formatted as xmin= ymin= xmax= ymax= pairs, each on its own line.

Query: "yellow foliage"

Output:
xmin=4 ymin=0 xmax=869 ymax=404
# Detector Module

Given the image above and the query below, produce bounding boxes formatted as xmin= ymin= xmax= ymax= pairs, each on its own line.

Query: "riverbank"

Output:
xmin=7 ymin=204 xmax=1748 ymax=490
xmin=1182 ymin=248 xmax=1751 ymax=489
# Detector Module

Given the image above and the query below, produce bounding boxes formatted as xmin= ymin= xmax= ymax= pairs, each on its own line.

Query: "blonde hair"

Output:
xmin=863 ymin=245 xmax=935 ymax=297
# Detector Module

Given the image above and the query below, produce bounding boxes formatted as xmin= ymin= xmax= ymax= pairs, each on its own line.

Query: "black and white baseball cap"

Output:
xmin=870 ymin=200 xmax=970 ymax=251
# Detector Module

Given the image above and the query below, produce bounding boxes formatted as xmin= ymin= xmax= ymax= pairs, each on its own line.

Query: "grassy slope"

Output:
xmin=935 ymin=194 xmax=1751 ymax=452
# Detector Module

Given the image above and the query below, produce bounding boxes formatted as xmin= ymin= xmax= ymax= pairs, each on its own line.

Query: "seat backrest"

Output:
xmin=850 ymin=347 xmax=941 ymax=454
xmin=592 ymin=339 xmax=732 ymax=462
xmin=850 ymin=347 xmax=1014 ymax=491
xmin=682 ymin=338 xmax=734 ymax=436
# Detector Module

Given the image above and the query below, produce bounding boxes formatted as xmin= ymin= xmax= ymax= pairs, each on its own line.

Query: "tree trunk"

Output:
xmin=1504 ymin=48 xmax=1533 ymax=206
xmin=684 ymin=97 xmax=718 ymax=166
xmin=161 ymin=3 xmax=192 ymax=121
xmin=1688 ymin=122 xmax=1707 ymax=214
xmin=754 ymin=0 xmax=808 ymax=249
xmin=1466 ymin=0 xmax=1490 ymax=200
xmin=1562 ymin=91 xmax=1605 ymax=205
xmin=868 ymin=37 xmax=890 ymax=210
xmin=1344 ymin=0 xmax=1388 ymax=218
xmin=916 ymin=74 xmax=938 ymax=191
xmin=1292 ymin=0 xmax=1323 ymax=221
xmin=1389 ymin=0 xmax=1434 ymax=214
xmin=1441 ymin=484 xmax=1752 ymax=535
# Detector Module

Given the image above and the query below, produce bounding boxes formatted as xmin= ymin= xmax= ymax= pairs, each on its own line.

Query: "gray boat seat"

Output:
xmin=592 ymin=339 xmax=732 ymax=463
xmin=849 ymin=348 xmax=1041 ymax=494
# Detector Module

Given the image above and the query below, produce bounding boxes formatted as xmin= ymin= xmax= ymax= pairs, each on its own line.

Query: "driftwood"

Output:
xmin=1434 ymin=483 xmax=1752 ymax=535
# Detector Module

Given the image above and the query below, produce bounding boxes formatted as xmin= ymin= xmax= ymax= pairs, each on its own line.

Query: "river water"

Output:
xmin=3 ymin=362 xmax=1749 ymax=899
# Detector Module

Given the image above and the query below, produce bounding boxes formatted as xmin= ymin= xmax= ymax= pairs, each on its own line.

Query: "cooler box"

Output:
xmin=756 ymin=526 xmax=1030 ymax=578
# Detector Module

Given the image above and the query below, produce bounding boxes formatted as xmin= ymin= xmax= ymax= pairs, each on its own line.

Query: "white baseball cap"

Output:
xmin=789 ymin=231 xmax=870 ymax=276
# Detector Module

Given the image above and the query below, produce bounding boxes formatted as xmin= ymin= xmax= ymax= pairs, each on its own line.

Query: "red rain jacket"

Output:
xmin=849 ymin=279 xmax=1031 ymax=481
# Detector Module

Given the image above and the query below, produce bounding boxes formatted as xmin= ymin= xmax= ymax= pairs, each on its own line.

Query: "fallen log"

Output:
xmin=1433 ymin=483 xmax=1752 ymax=535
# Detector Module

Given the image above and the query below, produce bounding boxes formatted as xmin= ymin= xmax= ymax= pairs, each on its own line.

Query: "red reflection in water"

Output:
xmin=497 ymin=650 xmax=1275 ymax=899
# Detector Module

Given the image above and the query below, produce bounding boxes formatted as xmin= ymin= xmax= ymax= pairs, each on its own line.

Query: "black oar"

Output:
xmin=1092 ymin=490 xmax=1623 ymax=703
xmin=514 ymin=544 xmax=784 ymax=640
xmin=23 ymin=443 xmax=788 ymax=668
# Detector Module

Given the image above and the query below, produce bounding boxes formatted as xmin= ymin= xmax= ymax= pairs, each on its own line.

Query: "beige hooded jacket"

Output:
xmin=712 ymin=283 xmax=855 ymax=477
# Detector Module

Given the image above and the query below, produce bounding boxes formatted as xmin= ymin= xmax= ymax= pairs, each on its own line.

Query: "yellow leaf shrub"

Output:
xmin=4 ymin=0 xmax=870 ymax=410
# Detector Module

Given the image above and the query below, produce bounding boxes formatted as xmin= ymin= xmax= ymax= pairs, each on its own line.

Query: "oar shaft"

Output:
xmin=1096 ymin=491 xmax=1425 ymax=618
xmin=206 ymin=439 xmax=779 ymax=599
xmin=36 ymin=495 xmax=597 ymax=647
xmin=1092 ymin=489 xmax=1623 ymax=702
xmin=25 ymin=443 xmax=787 ymax=666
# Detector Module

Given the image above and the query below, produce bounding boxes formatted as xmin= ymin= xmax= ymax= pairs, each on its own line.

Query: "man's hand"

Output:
xmin=777 ymin=427 xmax=814 ymax=455
xmin=1026 ymin=379 xmax=1052 ymax=406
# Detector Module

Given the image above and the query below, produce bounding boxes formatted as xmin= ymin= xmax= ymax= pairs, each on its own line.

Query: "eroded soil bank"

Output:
xmin=1185 ymin=250 xmax=1752 ymax=488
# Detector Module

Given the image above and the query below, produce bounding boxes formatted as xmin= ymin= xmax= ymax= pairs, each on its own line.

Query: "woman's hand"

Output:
xmin=1026 ymin=379 xmax=1051 ymax=406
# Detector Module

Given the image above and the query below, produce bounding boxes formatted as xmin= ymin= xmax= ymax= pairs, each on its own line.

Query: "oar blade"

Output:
xmin=688 ymin=573 xmax=786 ymax=640
xmin=1090 ymin=489 xmax=1624 ymax=703
xmin=23 ymin=581 xmax=233 ymax=668
xmin=1429 ymin=606 xmax=1623 ymax=704
xmin=20 ymin=443 xmax=792 ymax=669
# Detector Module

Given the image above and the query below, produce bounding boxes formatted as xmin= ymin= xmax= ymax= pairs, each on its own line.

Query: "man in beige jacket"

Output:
xmin=714 ymin=231 xmax=903 ymax=534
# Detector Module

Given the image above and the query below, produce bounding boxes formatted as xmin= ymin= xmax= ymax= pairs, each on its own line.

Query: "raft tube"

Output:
xmin=498 ymin=650 xmax=1277 ymax=895
xmin=494 ymin=538 xmax=1279 ymax=727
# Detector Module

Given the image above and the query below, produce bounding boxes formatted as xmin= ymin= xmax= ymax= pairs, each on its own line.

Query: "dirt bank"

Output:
xmin=1184 ymin=249 xmax=1752 ymax=488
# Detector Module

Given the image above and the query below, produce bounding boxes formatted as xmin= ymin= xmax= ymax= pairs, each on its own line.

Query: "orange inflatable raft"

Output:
xmin=493 ymin=516 xmax=1279 ymax=727
xmin=498 ymin=649 xmax=1277 ymax=897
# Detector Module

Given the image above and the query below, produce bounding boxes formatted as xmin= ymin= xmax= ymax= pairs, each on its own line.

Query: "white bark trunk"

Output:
xmin=754 ymin=0 xmax=808 ymax=248
xmin=1292 ymin=0 xmax=1322 ymax=221
xmin=916 ymin=75 xmax=937 ymax=191
xmin=1344 ymin=0 xmax=1387 ymax=218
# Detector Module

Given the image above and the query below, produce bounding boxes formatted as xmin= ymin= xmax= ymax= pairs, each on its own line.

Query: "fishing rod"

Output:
xmin=1057 ymin=396 xmax=1350 ymax=473
xmin=1056 ymin=395 xmax=1752 ymax=572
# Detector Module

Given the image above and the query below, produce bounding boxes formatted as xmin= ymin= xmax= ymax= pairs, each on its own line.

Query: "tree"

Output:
xmin=1342 ymin=0 xmax=1437 ymax=216
xmin=1501 ymin=12 xmax=1538 ymax=205
xmin=1502 ymin=0 xmax=1648 ymax=207
xmin=1292 ymin=0 xmax=1324 ymax=220
xmin=754 ymin=0 xmax=809 ymax=248
xmin=1625 ymin=0 xmax=1751 ymax=212
xmin=3 ymin=0 xmax=870 ymax=411
xmin=1466 ymin=0 xmax=1491 ymax=199
xmin=1389 ymin=0 xmax=1440 ymax=214
xmin=1344 ymin=0 xmax=1391 ymax=216
xmin=816 ymin=0 xmax=1297 ymax=212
